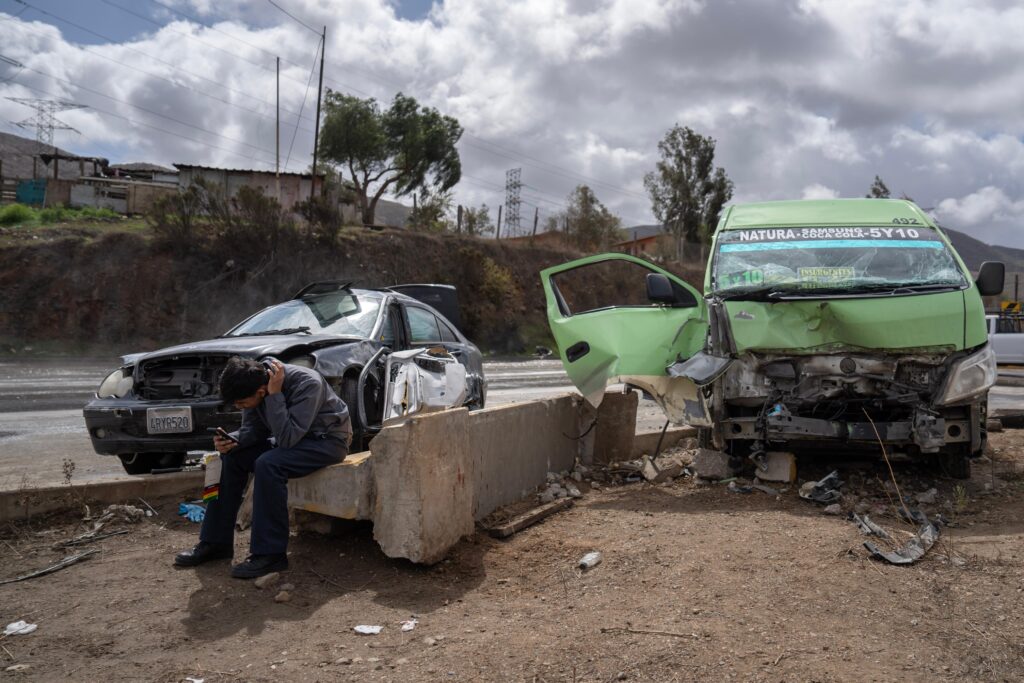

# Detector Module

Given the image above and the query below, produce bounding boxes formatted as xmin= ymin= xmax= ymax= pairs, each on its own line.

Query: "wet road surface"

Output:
xmin=2 ymin=358 xmax=1022 ymax=489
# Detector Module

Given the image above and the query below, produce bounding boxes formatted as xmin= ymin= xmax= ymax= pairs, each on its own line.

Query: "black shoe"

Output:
xmin=230 ymin=553 xmax=289 ymax=579
xmin=174 ymin=541 xmax=233 ymax=567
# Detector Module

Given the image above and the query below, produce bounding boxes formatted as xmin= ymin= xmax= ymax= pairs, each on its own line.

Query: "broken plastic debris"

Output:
xmin=851 ymin=513 xmax=892 ymax=541
xmin=184 ymin=677 xmax=205 ymax=683
xmin=354 ymin=625 xmax=383 ymax=635
xmin=400 ymin=619 xmax=418 ymax=632
xmin=865 ymin=511 xmax=939 ymax=565
xmin=3 ymin=620 xmax=37 ymax=636
xmin=578 ymin=551 xmax=602 ymax=570
xmin=798 ymin=470 xmax=843 ymax=505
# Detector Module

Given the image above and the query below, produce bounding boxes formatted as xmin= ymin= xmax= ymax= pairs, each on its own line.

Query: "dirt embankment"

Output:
xmin=0 ymin=228 xmax=705 ymax=355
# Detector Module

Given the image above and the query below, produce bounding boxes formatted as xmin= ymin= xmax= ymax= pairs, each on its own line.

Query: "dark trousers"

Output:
xmin=199 ymin=437 xmax=346 ymax=555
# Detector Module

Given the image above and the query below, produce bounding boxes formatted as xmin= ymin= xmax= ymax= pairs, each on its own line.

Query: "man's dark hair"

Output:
xmin=219 ymin=356 xmax=269 ymax=403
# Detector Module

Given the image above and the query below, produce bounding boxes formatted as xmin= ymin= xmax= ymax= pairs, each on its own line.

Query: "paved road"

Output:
xmin=2 ymin=358 xmax=1022 ymax=489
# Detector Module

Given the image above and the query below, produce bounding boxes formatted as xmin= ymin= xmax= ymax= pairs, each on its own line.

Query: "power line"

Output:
xmin=266 ymin=0 xmax=320 ymax=35
xmin=284 ymin=36 xmax=321 ymax=170
xmin=8 ymin=78 xmax=278 ymax=167
xmin=12 ymin=0 xmax=316 ymax=128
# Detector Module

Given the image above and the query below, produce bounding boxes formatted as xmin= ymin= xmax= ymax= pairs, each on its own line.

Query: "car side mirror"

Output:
xmin=976 ymin=261 xmax=1005 ymax=297
xmin=646 ymin=273 xmax=676 ymax=304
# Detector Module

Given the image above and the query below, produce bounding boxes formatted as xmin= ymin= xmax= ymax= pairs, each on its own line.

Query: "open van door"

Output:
xmin=541 ymin=253 xmax=713 ymax=425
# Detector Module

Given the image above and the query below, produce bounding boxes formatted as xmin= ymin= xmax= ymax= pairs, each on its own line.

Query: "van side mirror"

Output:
xmin=976 ymin=261 xmax=1005 ymax=297
xmin=646 ymin=273 xmax=676 ymax=304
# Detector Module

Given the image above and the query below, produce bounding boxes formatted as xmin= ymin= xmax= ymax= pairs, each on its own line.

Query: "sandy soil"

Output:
xmin=2 ymin=432 xmax=1024 ymax=682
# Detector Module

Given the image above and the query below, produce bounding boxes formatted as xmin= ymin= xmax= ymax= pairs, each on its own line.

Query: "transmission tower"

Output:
xmin=504 ymin=167 xmax=522 ymax=237
xmin=6 ymin=97 xmax=85 ymax=146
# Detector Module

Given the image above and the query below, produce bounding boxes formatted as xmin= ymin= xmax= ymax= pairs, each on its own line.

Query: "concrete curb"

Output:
xmin=0 ymin=471 xmax=203 ymax=523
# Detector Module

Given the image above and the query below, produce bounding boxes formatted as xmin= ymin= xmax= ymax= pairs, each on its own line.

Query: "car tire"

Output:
xmin=118 ymin=452 xmax=185 ymax=475
xmin=936 ymin=450 xmax=971 ymax=480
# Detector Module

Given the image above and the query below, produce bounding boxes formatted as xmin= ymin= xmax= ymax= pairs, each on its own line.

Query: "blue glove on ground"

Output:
xmin=178 ymin=502 xmax=206 ymax=523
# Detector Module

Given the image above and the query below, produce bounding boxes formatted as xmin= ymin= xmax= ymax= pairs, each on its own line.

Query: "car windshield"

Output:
xmin=712 ymin=225 xmax=967 ymax=296
xmin=226 ymin=291 xmax=382 ymax=338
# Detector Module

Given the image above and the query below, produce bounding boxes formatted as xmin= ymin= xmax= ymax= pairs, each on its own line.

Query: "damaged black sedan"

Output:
xmin=84 ymin=282 xmax=486 ymax=474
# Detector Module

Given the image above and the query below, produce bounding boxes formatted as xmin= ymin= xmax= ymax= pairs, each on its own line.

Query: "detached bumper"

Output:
xmin=83 ymin=397 xmax=242 ymax=456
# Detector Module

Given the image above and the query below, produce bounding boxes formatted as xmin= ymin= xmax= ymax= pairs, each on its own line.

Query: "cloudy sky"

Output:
xmin=1 ymin=0 xmax=1023 ymax=245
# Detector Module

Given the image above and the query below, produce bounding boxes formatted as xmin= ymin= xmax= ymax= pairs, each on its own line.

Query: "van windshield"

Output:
xmin=712 ymin=226 xmax=967 ymax=297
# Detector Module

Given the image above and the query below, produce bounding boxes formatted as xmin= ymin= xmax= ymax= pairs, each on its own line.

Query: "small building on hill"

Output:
xmin=614 ymin=224 xmax=670 ymax=257
xmin=174 ymin=164 xmax=324 ymax=213
xmin=109 ymin=162 xmax=178 ymax=185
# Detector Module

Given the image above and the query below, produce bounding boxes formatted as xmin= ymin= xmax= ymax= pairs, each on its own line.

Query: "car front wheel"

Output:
xmin=118 ymin=452 xmax=185 ymax=475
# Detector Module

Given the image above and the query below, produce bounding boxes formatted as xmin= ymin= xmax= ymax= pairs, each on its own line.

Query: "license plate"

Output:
xmin=146 ymin=407 xmax=193 ymax=434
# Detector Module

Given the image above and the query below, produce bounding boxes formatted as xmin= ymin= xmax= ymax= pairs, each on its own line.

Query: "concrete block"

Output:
xmin=288 ymin=451 xmax=374 ymax=520
xmin=592 ymin=389 xmax=638 ymax=466
xmin=691 ymin=448 xmax=732 ymax=480
xmin=467 ymin=395 xmax=578 ymax=520
xmin=630 ymin=426 xmax=696 ymax=459
xmin=371 ymin=409 xmax=474 ymax=565
xmin=757 ymin=451 xmax=797 ymax=483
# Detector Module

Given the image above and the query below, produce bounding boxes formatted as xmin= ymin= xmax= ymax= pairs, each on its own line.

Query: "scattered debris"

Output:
xmin=254 ymin=572 xmax=280 ymax=589
xmin=3 ymin=621 xmax=37 ymax=636
xmin=137 ymin=498 xmax=159 ymax=516
xmin=578 ymin=551 xmax=602 ymax=571
xmin=184 ymin=677 xmax=204 ymax=683
xmin=851 ymin=513 xmax=892 ymax=541
xmin=354 ymin=625 xmax=383 ymax=635
xmin=755 ymin=451 xmax=797 ymax=483
xmin=640 ymin=454 xmax=686 ymax=484
xmin=691 ymin=448 xmax=732 ymax=480
xmin=401 ymin=619 xmax=418 ymax=632
xmin=5 ymin=664 xmax=31 ymax=672
xmin=279 ymin=583 xmax=295 ymax=592
xmin=727 ymin=481 xmax=753 ymax=494
xmin=600 ymin=626 xmax=691 ymax=638
xmin=273 ymin=591 xmax=291 ymax=603
xmin=823 ymin=503 xmax=842 ymax=515
xmin=865 ymin=511 xmax=940 ymax=565
xmin=0 ymin=549 xmax=99 ymax=585
xmin=799 ymin=471 xmax=843 ymax=505
xmin=488 ymin=498 xmax=573 ymax=539
xmin=750 ymin=482 xmax=779 ymax=496
xmin=101 ymin=504 xmax=146 ymax=524
xmin=986 ymin=418 xmax=1003 ymax=433
xmin=178 ymin=503 xmax=206 ymax=523
xmin=56 ymin=529 xmax=129 ymax=549
xmin=916 ymin=488 xmax=938 ymax=505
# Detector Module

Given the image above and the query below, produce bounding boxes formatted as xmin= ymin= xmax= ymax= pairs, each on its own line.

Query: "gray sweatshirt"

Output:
xmin=235 ymin=364 xmax=352 ymax=449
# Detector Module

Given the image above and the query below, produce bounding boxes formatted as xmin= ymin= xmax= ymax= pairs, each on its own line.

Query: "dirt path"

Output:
xmin=2 ymin=433 xmax=1024 ymax=682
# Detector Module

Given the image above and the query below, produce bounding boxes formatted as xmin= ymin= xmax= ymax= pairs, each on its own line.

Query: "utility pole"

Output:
xmin=7 ymin=97 xmax=84 ymax=182
xmin=531 ymin=206 xmax=539 ymax=240
xmin=504 ymin=168 xmax=521 ymax=237
xmin=310 ymin=26 xmax=326 ymax=202
xmin=496 ymin=205 xmax=503 ymax=240
xmin=275 ymin=56 xmax=280 ymax=203
xmin=457 ymin=204 xmax=463 ymax=234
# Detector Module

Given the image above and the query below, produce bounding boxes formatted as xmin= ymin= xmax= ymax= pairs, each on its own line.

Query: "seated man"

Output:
xmin=174 ymin=356 xmax=352 ymax=578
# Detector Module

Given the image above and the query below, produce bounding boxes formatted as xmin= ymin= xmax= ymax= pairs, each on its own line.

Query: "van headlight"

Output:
xmin=97 ymin=368 xmax=134 ymax=398
xmin=935 ymin=346 xmax=997 ymax=406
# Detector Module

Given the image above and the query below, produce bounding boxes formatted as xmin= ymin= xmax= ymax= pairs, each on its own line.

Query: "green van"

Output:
xmin=542 ymin=199 xmax=1004 ymax=477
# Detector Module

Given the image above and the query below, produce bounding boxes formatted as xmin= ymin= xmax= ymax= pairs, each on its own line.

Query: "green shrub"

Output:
xmin=76 ymin=206 xmax=119 ymax=220
xmin=0 ymin=204 xmax=37 ymax=226
xmin=38 ymin=206 xmax=72 ymax=224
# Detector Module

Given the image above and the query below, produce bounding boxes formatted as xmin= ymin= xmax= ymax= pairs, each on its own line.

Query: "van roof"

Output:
xmin=718 ymin=198 xmax=936 ymax=230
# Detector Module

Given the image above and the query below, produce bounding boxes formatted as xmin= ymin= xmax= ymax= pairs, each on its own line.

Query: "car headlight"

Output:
xmin=288 ymin=355 xmax=316 ymax=369
xmin=97 ymin=368 xmax=134 ymax=398
xmin=935 ymin=346 xmax=997 ymax=406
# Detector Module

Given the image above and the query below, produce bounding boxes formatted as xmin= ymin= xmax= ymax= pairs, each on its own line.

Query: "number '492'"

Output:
xmin=892 ymin=217 xmax=920 ymax=225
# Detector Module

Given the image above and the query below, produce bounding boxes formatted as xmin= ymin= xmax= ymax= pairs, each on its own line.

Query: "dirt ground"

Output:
xmin=3 ymin=432 xmax=1024 ymax=682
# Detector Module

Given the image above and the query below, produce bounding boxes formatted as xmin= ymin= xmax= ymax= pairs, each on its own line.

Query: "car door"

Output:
xmin=541 ymin=253 xmax=711 ymax=423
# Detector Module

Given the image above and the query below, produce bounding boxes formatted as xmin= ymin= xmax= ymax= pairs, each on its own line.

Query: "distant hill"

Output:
xmin=0 ymin=131 xmax=88 ymax=180
xmin=942 ymin=227 xmax=1024 ymax=272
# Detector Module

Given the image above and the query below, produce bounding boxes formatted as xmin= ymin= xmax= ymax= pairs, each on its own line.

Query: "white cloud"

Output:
xmin=801 ymin=183 xmax=840 ymax=200
xmin=2 ymin=1 xmax=1024 ymax=245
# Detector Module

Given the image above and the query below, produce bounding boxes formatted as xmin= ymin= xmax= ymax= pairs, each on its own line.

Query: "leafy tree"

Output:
xmin=318 ymin=91 xmax=463 ymax=226
xmin=643 ymin=125 xmax=733 ymax=261
xmin=866 ymin=175 xmax=891 ymax=199
xmin=461 ymin=203 xmax=494 ymax=236
xmin=407 ymin=188 xmax=453 ymax=232
xmin=563 ymin=185 xmax=621 ymax=251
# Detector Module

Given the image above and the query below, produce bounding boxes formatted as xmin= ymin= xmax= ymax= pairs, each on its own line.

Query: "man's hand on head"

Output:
xmin=266 ymin=360 xmax=285 ymax=395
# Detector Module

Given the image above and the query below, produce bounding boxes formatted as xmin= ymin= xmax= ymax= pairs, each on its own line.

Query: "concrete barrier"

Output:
xmin=0 ymin=471 xmax=202 ymax=523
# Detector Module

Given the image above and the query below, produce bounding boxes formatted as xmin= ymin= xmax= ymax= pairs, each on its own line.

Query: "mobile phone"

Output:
xmin=207 ymin=427 xmax=238 ymax=443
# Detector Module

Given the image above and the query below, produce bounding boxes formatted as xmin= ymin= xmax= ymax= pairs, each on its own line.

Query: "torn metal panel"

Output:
xmin=619 ymin=375 xmax=712 ymax=427
xmin=864 ymin=514 xmax=939 ymax=565
xmin=798 ymin=470 xmax=843 ymax=504
xmin=668 ymin=352 xmax=733 ymax=386
xmin=852 ymin=513 xmax=892 ymax=541
xmin=382 ymin=347 xmax=468 ymax=425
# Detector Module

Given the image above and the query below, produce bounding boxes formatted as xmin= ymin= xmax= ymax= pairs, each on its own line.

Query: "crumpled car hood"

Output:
xmin=724 ymin=289 xmax=968 ymax=354
xmin=121 ymin=334 xmax=364 ymax=365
